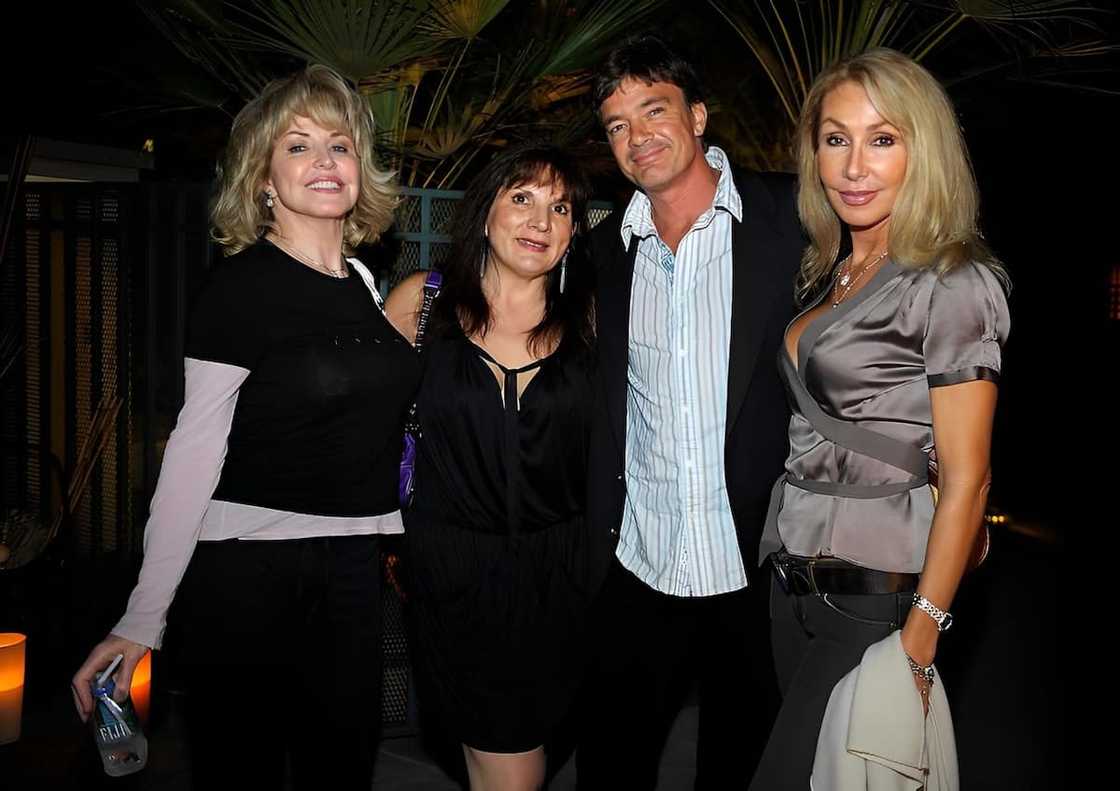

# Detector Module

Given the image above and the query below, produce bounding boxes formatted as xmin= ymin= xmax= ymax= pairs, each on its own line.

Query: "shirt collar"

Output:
xmin=619 ymin=146 xmax=742 ymax=251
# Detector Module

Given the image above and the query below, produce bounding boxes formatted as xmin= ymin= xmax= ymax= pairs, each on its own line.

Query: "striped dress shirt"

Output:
xmin=616 ymin=146 xmax=747 ymax=597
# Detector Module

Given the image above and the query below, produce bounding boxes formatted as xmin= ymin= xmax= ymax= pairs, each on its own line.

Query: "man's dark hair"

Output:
xmin=592 ymin=33 xmax=706 ymax=112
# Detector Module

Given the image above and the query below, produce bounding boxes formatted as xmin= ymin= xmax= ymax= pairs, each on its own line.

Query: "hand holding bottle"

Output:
xmin=71 ymin=634 xmax=148 ymax=722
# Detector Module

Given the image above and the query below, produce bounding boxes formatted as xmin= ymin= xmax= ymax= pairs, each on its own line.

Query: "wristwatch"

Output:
xmin=912 ymin=593 xmax=953 ymax=632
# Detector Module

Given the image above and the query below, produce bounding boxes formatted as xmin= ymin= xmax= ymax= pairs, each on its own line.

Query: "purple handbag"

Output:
xmin=399 ymin=270 xmax=443 ymax=507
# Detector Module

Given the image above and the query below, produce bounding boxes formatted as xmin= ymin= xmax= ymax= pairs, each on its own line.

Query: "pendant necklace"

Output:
xmin=270 ymin=236 xmax=347 ymax=278
xmin=832 ymin=249 xmax=888 ymax=307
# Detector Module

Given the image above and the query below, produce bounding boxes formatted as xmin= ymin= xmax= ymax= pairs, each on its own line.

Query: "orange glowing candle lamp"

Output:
xmin=0 ymin=633 xmax=27 ymax=745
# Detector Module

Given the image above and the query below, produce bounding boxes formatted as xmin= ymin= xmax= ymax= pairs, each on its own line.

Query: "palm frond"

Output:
xmin=707 ymin=0 xmax=1111 ymax=149
xmin=955 ymin=0 xmax=1103 ymax=25
xmin=422 ymin=0 xmax=511 ymax=40
xmin=229 ymin=0 xmax=440 ymax=82
xmin=535 ymin=0 xmax=669 ymax=76
xmin=139 ymin=2 xmax=274 ymax=102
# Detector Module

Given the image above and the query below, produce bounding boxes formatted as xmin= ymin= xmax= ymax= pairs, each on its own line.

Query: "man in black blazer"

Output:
xmin=576 ymin=34 xmax=804 ymax=789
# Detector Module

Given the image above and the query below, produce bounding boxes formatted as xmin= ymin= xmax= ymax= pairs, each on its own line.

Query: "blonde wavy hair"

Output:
xmin=211 ymin=64 xmax=397 ymax=255
xmin=795 ymin=47 xmax=1003 ymax=302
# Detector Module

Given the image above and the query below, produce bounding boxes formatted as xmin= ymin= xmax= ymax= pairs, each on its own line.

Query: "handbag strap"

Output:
xmin=413 ymin=269 xmax=443 ymax=350
xmin=348 ymin=260 xmax=442 ymax=350
xmin=348 ymin=258 xmax=385 ymax=310
xmin=402 ymin=270 xmax=442 ymax=434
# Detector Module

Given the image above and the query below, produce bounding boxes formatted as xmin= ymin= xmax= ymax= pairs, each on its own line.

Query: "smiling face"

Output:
xmin=484 ymin=178 xmax=573 ymax=282
xmin=264 ymin=115 xmax=361 ymax=228
xmin=599 ymin=77 xmax=708 ymax=197
xmin=816 ymin=81 xmax=908 ymax=233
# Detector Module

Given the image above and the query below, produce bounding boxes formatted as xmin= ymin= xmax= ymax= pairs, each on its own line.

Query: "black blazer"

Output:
xmin=586 ymin=168 xmax=804 ymax=587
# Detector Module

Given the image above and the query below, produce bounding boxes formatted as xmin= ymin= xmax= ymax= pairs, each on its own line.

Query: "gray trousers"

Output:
xmin=749 ymin=575 xmax=910 ymax=791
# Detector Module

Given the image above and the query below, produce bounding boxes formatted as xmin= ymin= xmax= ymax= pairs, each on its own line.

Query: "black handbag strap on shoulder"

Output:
xmin=403 ymin=270 xmax=443 ymax=436
xmin=413 ymin=269 xmax=443 ymax=350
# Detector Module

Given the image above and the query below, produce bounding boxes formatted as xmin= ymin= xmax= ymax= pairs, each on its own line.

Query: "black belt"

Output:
xmin=770 ymin=551 xmax=918 ymax=596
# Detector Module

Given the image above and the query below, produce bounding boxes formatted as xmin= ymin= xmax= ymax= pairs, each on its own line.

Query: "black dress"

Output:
xmin=402 ymin=327 xmax=596 ymax=753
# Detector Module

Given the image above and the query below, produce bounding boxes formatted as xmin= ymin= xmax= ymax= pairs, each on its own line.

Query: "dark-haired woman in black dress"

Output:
xmin=385 ymin=144 xmax=596 ymax=791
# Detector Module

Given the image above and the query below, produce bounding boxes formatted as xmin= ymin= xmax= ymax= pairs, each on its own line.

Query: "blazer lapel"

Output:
xmin=725 ymin=172 xmax=785 ymax=440
xmin=598 ymin=236 xmax=637 ymax=455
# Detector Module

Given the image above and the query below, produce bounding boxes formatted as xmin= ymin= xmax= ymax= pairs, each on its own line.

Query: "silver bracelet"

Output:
xmin=912 ymin=593 xmax=953 ymax=632
xmin=905 ymin=653 xmax=935 ymax=687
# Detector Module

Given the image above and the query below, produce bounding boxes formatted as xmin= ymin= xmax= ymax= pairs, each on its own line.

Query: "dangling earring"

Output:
xmin=558 ymin=250 xmax=569 ymax=295
xmin=480 ymin=227 xmax=489 ymax=278
xmin=265 ymin=191 xmax=275 ymax=209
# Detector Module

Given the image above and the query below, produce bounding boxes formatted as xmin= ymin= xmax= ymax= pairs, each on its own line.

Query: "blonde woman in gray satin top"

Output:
xmin=750 ymin=48 xmax=1009 ymax=790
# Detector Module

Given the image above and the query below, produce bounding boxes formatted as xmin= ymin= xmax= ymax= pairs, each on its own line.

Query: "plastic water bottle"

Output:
xmin=91 ymin=677 xmax=148 ymax=776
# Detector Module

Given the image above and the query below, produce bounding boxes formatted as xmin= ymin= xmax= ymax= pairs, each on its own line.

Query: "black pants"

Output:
xmin=169 ymin=535 xmax=382 ymax=791
xmin=576 ymin=560 xmax=778 ymax=790
xmin=749 ymin=575 xmax=911 ymax=791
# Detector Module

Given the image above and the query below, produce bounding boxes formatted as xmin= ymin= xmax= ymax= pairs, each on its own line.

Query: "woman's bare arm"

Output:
xmin=384 ymin=270 xmax=431 ymax=344
xmin=903 ymin=378 xmax=998 ymax=668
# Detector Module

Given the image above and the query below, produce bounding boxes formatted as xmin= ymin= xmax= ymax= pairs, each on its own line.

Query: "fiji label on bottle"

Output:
xmin=97 ymin=712 xmax=134 ymax=743
xmin=93 ymin=684 xmax=139 ymax=743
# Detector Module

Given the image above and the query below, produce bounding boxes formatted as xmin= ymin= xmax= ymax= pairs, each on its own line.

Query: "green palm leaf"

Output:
xmin=422 ymin=0 xmax=511 ymax=40
xmin=139 ymin=1 xmax=275 ymax=102
xmin=707 ymin=0 xmax=1111 ymax=167
xmin=229 ymin=0 xmax=440 ymax=82
xmin=534 ymin=0 xmax=669 ymax=76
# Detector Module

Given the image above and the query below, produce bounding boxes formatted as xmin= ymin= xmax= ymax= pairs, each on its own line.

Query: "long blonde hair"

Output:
xmin=795 ymin=48 xmax=1003 ymax=302
xmin=211 ymin=64 xmax=397 ymax=255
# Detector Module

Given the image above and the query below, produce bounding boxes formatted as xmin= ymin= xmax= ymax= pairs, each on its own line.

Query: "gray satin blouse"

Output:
xmin=759 ymin=259 xmax=1010 ymax=573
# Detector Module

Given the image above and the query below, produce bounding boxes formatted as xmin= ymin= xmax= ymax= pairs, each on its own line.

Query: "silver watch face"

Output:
xmin=939 ymin=611 xmax=953 ymax=631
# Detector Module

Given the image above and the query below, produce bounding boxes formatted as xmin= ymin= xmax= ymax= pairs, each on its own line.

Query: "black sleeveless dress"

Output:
xmin=402 ymin=327 xmax=597 ymax=753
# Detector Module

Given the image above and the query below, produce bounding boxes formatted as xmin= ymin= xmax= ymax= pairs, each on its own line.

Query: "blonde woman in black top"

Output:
xmin=73 ymin=66 xmax=414 ymax=790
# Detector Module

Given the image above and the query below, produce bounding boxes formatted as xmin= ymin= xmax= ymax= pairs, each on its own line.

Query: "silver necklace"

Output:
xmin=832 ymin=249 xmax=888 ymax=307
xmin=270 ymin=236 xmax=347 ymax=278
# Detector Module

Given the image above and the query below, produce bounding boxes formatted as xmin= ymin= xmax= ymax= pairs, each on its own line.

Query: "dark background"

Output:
xmin=0 ymin=2 xmax=1095 ymax=786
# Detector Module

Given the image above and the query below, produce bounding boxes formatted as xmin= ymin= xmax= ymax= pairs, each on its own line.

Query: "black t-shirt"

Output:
xmin=186 ymin=242 xmax=419 ymax=517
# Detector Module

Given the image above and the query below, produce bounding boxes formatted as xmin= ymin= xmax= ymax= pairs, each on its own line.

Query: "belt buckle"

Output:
xmin=772 ymin=554 xmax=792 ymax=594
xmin=773 ymin=553 xmax=815 ymax=596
